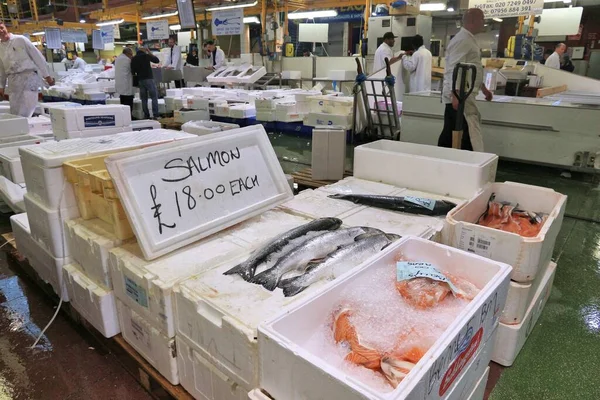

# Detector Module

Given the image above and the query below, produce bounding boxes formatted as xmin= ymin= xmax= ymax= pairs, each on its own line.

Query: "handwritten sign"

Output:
xmin=469 ymin=0 xmax=544 ymax=18
xmin=105 ymin=126 xmax=293 ymax=260
xmin=212 ymin=8 xmax=243 ymax=36
xmin=404 ymin=196 xmax=436 ymax=211
xmin=147 ymin=20 xmax=170 ymax=40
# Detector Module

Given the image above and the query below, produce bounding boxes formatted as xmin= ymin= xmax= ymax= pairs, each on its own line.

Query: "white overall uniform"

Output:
xmin=402 ymin=45 xmax=433 ymax=93
xmin=0 ymin=34 xmax=49 ymax=117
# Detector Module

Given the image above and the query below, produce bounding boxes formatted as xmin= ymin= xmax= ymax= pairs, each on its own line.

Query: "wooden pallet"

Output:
xmin=0 ymin=234 xmax=193 ymax=400
xmin=291 ymin=168 xmax=353 ymax=189
xmin=158 ymin=117 xmax=183 ymax=131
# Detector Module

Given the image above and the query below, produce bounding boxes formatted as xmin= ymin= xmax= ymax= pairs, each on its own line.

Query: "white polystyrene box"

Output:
xmin=181 ymin=120 xmax=240 ymax=136
xmin=276 ymin=189 xmax=366 ymax=219
xmin=54 ymin=126 xmax=131 ymax=140
xmin=28 ymin=115 xmax=53 ymax=134
xmin=328 ymin=70 xmax=357 ymax=81
xmin=255 ymin=111 xmax=275 ymax=122
xmin=0 ymin=114 xmax=29 ymax=137
xmin=501 ymin=259 xmax=552 ymax=325
xmin=109 ymin=234 xmax=250 ymax=338
xmin=116 ymin=299 xmax=178 ymax=384
xmin=177 ymin=335 xmax=247 ymax=400
xmin=0 ymin=135 xmax=45 ymax=149
xmin=443 ymin=182 xmax=566 ymax=282
xmin=0 ymin=176 xmax=26 ymax=213
xmin=275 ymin=112 xmax=304 ymax=123
xmin=50 ymin=105 xmax=132 ymax=136
xmin=174 ymin=109 xmax=210 ymax=123
xmin=131 ymin=120 xmax=162 ymax=131
xmin=64 ymin=218 xmax=127 ymax=289
xmin=20 ymin=130 xmax=194 ymax=209
xmin=492 ymin=261 xmax=556 ymax=367
xmin=258 ymin=237 xmax=512 ymax=400
xmin=24 ymin=192 xmax=79 ymax=258
xmin=10 ymin=213 xmax=71 ymax=300
xmin=303 ymin=112 xmax=353 ymax=129
xmin=468 ymin=367 xmax=490 ymax=400
xmin=166 ymin=89 xmax=183 ymax=97
xmin=229 ymin=105 xmax=256 ymax=119
xmin=0 ymin=145 xmax=33 ymax=183
xmin=40 ymin=102 xmax=82 ymax=116
xmin=354 ymin=140 xmax=498 ymax=200
xmin=62 ymin=263 xmax=120 ymax=338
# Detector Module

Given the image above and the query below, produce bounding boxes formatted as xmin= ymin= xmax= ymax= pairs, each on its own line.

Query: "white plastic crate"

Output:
xmin=177 ymin=335 xmax=248 ymax=400
xmin=109 ymin=235 xmax=250 ymax=338
xmin=20 ymin=130 xmax=194 ymax=209
xmin=501 ymin=259 xmax=552 ymax=325
xmin=10 ymin=213 xmax=71 ymax=300
xmin=0 ymin=114 xmax=29 ymax=137
xmin=443 ymin=182 xmax=566 ymax=282
xmin=0 ymin=176 xmax=26 ymax=213
xmin=354 ymin=140 xmax=498 ymax=200
xmin=258 ymin=237 xmax=512 ymax=400
xmin=276 ymin=189 xmax=366 ymax=219
xmin=492 ymin=261 xmax=556 ymax=367
xmin=62 ymin=263 xmax=120 ymax=338
xmin=64 ymin=218 xmax=126 ymax=289
xmin=116 ymin=299 xmax=178 ymax=384
xmin=24 ymin=192 xmax=79 ymax=258
xmin=50 ymin=105 xmax=132 ymax=138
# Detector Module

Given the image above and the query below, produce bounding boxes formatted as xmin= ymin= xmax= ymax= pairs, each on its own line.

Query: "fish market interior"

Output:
xmin=0 ymin=0 xmax=599 ymax=399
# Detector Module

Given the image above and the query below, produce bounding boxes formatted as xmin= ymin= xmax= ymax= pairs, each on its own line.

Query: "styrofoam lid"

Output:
xmin=19 ymin=129 xmax=194 ymax=168
xmin=0 ymin=114 xmax=27 ymax=121
xmin=9 ymin=212 xmax=29 ymax=231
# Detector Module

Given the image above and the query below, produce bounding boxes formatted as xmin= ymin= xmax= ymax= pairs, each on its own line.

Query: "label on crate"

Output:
xmin=457 ymin=226 xmax=496 ymax=259
xmin=404 ymin=196 xmax=436 ymax=211
xmin=131 ymin=317 xmax=152 ymax=350
xmin=84 ymin=115 xmax=117 ymax=128
xmin=125 ymin=277 xmax=149 ymax=308
xmin=104 ymin=125 xmax=293 ymax=260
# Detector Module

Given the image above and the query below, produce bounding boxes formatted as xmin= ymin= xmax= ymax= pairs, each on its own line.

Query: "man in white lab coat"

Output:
xmin=72 ymin=51 xmax=87 ymax=70
xmin=0 ymin=22 xmax=55 ymax=117
xmin=115 ymin=47 xmax=134 ymax=115
xmin=401 ymin=35 xmax=432 ymax=93
xmin=164 ymin=37 xmax=184 ymax=88
xmin=204 ymin=40 xmax=226 ymax=70
xmin=545 ymin=43 xmax=566 ymax=70
xmin=373 ymin=32 xmax=402 ymax=72
xmin=438 ymin=8 xmax=493 ymax=152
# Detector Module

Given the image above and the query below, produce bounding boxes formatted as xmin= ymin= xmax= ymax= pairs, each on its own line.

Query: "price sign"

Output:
xmin=45 ymin=27 xmax=62 ymax=49
xmin=212 ymin=8 xmax=243 ymax=36
xmin=469 ymin=0 xmax=544 ymax=18
xmin=105 ymin=126 xmax=293 ymax=260
xmin=92 ymin=29 xmax=103 ymax=49
xmin=177 ymin=0 xmax=197 ymax=30
xmin=147 ymin=20 xmax=170 ymax=40
xmin=100 ymin=25 xmax=114 ymax=44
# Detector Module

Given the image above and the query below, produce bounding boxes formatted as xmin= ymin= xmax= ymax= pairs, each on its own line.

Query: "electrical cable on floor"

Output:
xmin=30 ymin=178 xmax=68 ymax=349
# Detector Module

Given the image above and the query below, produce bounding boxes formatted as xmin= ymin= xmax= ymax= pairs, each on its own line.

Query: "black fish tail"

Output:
xmin=223 ymin=263 xmax=253 ymax=281
xmin=280 ymin=276 xmax=308 ymax=297
xmin=250 ymin=269 xmax=280 ymax=291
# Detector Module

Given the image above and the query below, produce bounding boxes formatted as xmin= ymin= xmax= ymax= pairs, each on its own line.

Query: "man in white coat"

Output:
xmin=0 ymin=22 xmax=55 ymax=117
xmin=164 ymin=37 xmax=184 ymax=88
xmin=115 ymin=47 xmax=134 ymax=115
xmin=204 ymin=40 xmax=226 ymax=70
xmin=545 ymin=43 xmax=566 ymax=70
xmin=401 ymin=35 xmax=432 ymax=93
xmin=72 ymin=52 xmax=87 ymax=70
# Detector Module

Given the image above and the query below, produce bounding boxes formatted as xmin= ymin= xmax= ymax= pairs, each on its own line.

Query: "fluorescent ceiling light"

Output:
xmin=169 ymin=24 xmax=181 ymax=30
xmin=32 ymin=31 xmax=45 ymax=36
xmin=288 ymin=10 xmax=337 ymax=19
xmin=447 ymin=7 xmax=454 ymax=12
xmin=243 ymin=16 xmax=260 ymax=24
xmin=142 ymin=10 xmax=178 ymax=20
xmin=79 ymin=18 xmax=86 ymax=23
xmin=206 ymin=1 xmax=258 ymax=11
xmin=420 ymin=3 xmax=447 ymax=11
xmin=96 ymin=19 xmax=124 ymax=26
xmin=493 ymin=17 xmax=503 ymax=22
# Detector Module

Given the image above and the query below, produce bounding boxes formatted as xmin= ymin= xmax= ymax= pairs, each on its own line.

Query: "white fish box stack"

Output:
xmin=443 ymin=182 xmax=566 ymax=366
xmin=304 ymin=95 xmax=354 ymax=130
xmin=50 ymin=105 xmax=133 ymax=140
xmin=257 ymin=237 xmax=511 ymax=400
xmin=14 ymin=130 xmax=194 ymax=301
xmin=0 ymin=176 xmax=26 ymax=213
xmin=28 ymin=115 xmax=53 ymax=135
xmin=0 ymin=114 xmax=31 ymax=137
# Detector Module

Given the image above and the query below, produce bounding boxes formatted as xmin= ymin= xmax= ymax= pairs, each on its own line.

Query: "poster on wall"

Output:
xmin=177 ymin=0 xmax=197 ymax=30
xmin=100 ymin=25 xmax=114 ymax=44
xmin=147 ymin=20 xmax=170 ymax=40
xmin=211 ymin=8 xmax=243 ymax=36
xmin=469 ymin=0 xmax=544 ymax=18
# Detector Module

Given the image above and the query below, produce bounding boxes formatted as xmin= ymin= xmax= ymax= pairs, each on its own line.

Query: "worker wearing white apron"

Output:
xmin=204 ymin=40 xmax=226 ymax=70
xmin=401 ymin=34 xmax=432 ymax=93
xmin=164 ymin=37 xmax=184 ymax=88
xmin=0 ymin=22 xmax=55 ymax=117
xmin=438 ymin=8 xmax=493 ymax=152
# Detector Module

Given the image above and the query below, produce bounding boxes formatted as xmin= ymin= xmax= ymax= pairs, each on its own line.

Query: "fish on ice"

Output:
xmin=223 ymin=217 xmax=342 ymax=280
xmin=328 ymin=194 xmax=456 ymax=216
xmin=477 ymin=193 xmax=546 ymax=237
xmin=279 ymin=233 xmax=401 ymax=297
xmin=333 ymin=308 xmax=382 ymax=370
xmin=251 ymin=227 xmax=381 ymax=291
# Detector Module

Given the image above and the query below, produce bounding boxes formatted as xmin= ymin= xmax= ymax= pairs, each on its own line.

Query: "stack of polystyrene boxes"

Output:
xmin=303 ymin=94 xmax=354 ymax=129
xmin=50 ymin=104 xmax=133 ymax=140
xmin=442 ymin=182 xmax=566 ymax=367
xmin=255 ymin=96 xmax=292 ymax=122
xmin=14 ymin=130 xmax=193 ymax=304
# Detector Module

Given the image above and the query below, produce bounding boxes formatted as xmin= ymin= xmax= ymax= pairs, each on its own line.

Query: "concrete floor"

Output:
xmin=0 ymin=132 xmax=598 ymax=399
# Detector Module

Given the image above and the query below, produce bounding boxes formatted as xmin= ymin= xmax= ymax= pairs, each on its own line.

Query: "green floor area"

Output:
xmin=268 ymin=133 xmax=600 ymax=400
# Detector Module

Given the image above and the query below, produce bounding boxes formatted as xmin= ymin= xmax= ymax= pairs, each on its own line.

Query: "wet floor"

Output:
xmin=0 ymin=132 xmax=599 ymax=399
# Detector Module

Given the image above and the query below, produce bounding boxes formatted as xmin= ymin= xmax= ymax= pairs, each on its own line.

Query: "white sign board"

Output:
xmin=114 ymin=24 xmax=121 ymax=40
xmin=211 ymin=9 xmax=243 ymax=36
xmin=92 ymin=30 xmax=103 ymax=50
xmin=100 ymin=25 xmax=114 ymax=44
xmin=298 ymin=23 xmax=329 ymax=43
xmin=147 ymin=20 xmax=170 ymax=40
xmin=469 ymin=0 xmax=544 ymax=18
xmin=105 ymin=126 xmax=293 ymax=260
xmin=526 ymin=7 xmax=584 ymax=37
xmin=45 ymin=28 xmax=62 ymax=50
xmin=177 ymin=0 xmax=197 ymax=30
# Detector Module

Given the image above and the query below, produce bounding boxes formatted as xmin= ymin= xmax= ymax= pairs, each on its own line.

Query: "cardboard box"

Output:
xmin=390 ymin=5 xmax=420 ymax=15
xmin=311 ymin=129 xmax=346 ymax=181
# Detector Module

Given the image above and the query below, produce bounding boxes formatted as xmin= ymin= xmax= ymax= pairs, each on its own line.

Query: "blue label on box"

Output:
xmin=125 ymin=276 xmax=149 ymax=308
xmin=404 ymin=196 xmax=436 ymax=211
xmin=84 ymin=115 xmax=116 ymax=128
xmin=396 ymin=261 xmax=461 ymax=295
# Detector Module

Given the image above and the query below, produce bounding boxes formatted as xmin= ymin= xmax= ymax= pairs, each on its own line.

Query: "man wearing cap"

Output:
xmin=374 ymin=32 xmax=402 ymax=72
